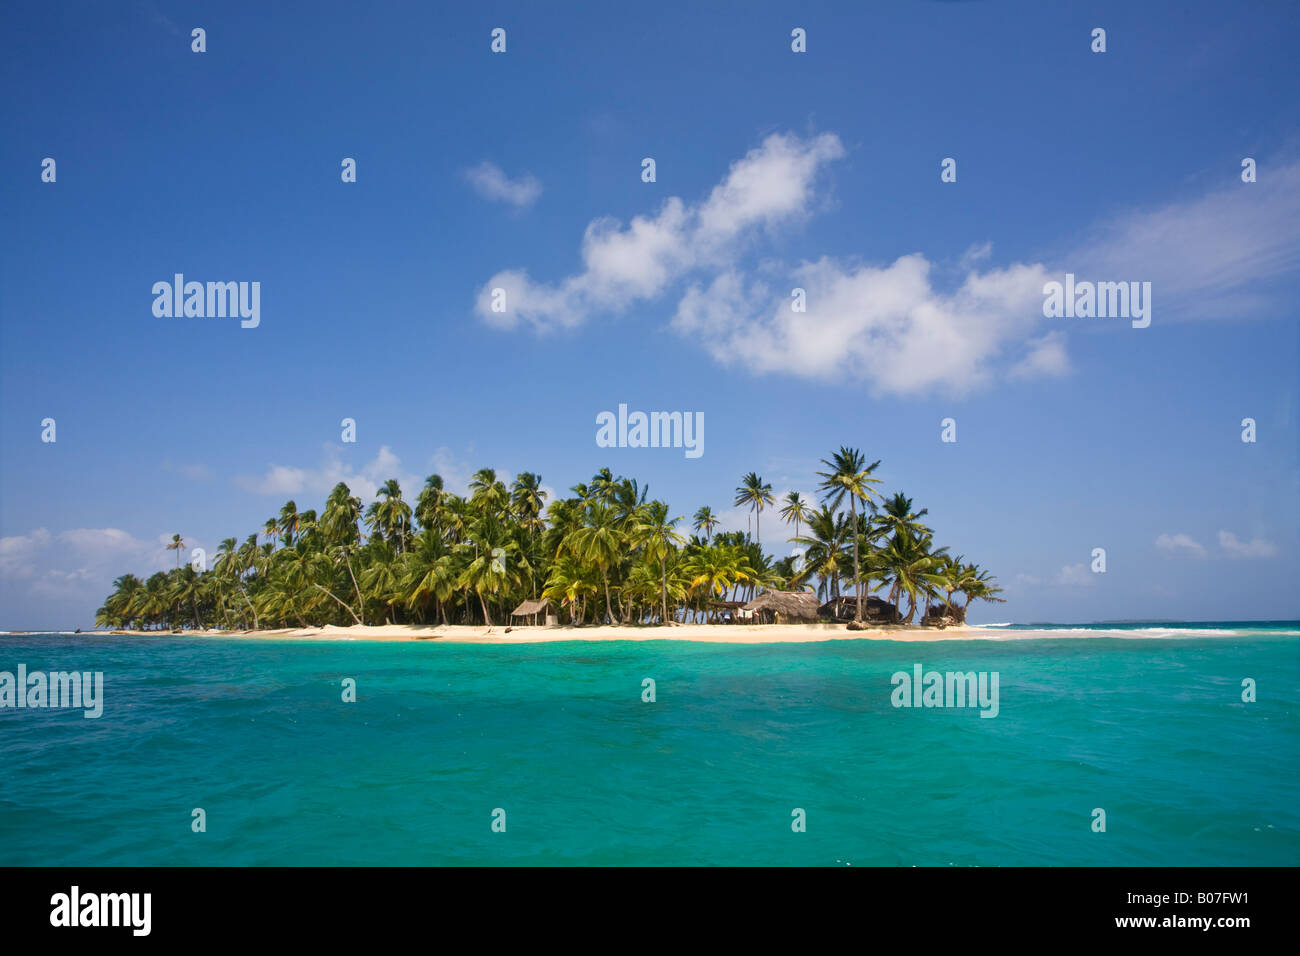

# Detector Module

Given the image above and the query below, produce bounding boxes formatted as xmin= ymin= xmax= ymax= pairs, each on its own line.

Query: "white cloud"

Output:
xmin=1155 ymin=532 xmax=1208 ymax=558
xmin=464 ymin=161 xmax=542 ymax=208
xmin=475 ymin=132 xmax=845 ymax=333
xmin=30 ymin=568 xmax=99 ymax=599
xmin=1217 ymin=530 xmax=1278 ymax=559
xmin=0 ymin=528 xmax=51 ymax=577
xmin=478 ymin=135 xmax=1300 ymax=397
xmin=674 ymin=255 xmax=1057 ymax=396
xmin=1009 ymin=331 xmax=1072 ymax=380
xmin=0 ymin=526 xmax=208 ymax=616
xmin=478 ymin=131 xmax=1062 ymax=394
xmin=236 ymin=445 xmax=417 ymax=503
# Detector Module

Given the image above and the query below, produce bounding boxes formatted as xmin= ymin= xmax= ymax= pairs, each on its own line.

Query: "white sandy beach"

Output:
xmin=100 ymin=622 xmax=992 ymax=643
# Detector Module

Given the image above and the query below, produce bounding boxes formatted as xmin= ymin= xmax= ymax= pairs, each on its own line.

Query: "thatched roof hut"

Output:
xmin=819 ymin=594 xmax=900 ymax=624
xmin=744 ymin=589 xmax=821 ymax=624
xmin=510 ymin=598 xmax=551 ymax=625
xmin=706 ymin=600 xmax=751 ymax=623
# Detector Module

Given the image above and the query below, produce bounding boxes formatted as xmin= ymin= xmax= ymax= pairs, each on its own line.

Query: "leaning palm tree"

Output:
xmin=734 ymin=473 xmax=774 ymax=546
xmin=960 ymin=564 xmax=1005 ymax=620
xmin=816 ymin=447 xmax=881 ymax=622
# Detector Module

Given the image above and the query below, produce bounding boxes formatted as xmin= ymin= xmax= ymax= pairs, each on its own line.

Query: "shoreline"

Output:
xmin=88 ymin=622 xmax=987 ymax=643
xmin=53 ymin=621 xmax=1297 ymax=643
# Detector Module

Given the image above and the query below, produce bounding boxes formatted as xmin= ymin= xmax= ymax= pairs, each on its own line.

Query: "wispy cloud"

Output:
xmin=1067 ymin=159 xmax=1300 ymax=320
xmin=235 ymin=445 xmax=416 ymax=502
xmin=1217 ymin=530 xmax=1278 ymax=559
xmin=1155 ymin=532 xmax=1208 ymax=558
xmin=464 ymin=161 xmax=542 ymax=209
xmin=163 ymin=460 xmax=214 ymax=482
xmin=1056 ymin=563 xmax=1096 ymax=587
xmin=0 ymin=527 xmax=207 ymax=608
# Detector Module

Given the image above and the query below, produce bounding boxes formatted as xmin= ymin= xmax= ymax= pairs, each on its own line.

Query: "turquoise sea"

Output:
xmin=1 ymin=623 xmax=1297 ymax=866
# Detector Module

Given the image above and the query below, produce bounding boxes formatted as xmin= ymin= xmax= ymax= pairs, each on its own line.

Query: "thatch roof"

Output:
xmin=819 ymin=594 xmax=900 ymax=622
xmin=511 ymin=598 xmax=550 ymax=616
xmin=744 ymin=589 xmax=821 ymax=621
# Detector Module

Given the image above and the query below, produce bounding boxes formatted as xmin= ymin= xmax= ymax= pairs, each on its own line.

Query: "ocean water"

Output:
xmin=1 ymin=625 xmax=1297 ymax=866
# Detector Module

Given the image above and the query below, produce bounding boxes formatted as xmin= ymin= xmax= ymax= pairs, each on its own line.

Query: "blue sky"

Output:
xmin=2 ymin=0 xmax=1297 ymax=628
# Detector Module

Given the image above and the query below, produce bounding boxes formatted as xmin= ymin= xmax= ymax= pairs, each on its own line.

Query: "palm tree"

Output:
xmin=322 ymin=482 xmax=362 ymax=547
xmin=816 ymin=447 xmax=878 ymax=621
xmin=960 ymin=564 xmax=1005 ymax=620
xmin=872 ymin=491 xmax=931 ymax=541
xmin=98 ymin=457 xmax=996 ymax=634
xmin=456 ymin=518 xmax=517 ymax=625
xmin=792 ymin=506 xmax=851 ymax=600
xmin=359 ymin=539 xmax=405 ymax=624
xmin=404 ymin=530 xmax=457 ymax=625
xmin=542 ymin=555 xmax=598 ymax=625
xmin=816 ymin=447 xmax=881 ymax=623
xmin=565 ymin=503 xmax=625 ymax=624
xmin=415 ymin=474 xmax=445 ymax=532
xmin=882 ymin=528 xmax=948 ymax=623
xmin=367 ymin=479 xmax=413 ymax=552
xmin=681 ymin=543 xmax=756 ymax=623
xmin=779 ymin=491 xmax=811 ymax=543
xmin=166 ymin=533 xmax=185 ymax=569
xmin=734 ymin=473 xmax=774 ymax=546
xmin=629 ymin=501 xmax=685 ymax=624
xmin=469 ymin=468 xmax=509 ymax=518
xmin=278 ymin=501 xmax=300 ymax=548
xmin=692 ymin=506 xmax=718 ymax=542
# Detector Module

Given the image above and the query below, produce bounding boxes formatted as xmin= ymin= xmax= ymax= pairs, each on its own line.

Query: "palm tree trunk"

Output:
xmin=478 ymin=591 xmax=493 ymax=626
xmin=603 ymin=573 xmax=618 ymax=624
xmin=851 ymin=499 xmax=862 ymax=622
xmin=345 ymin=556 xmax=365 ymax=625
xmin=314 ymin=584 xmax=363 ymax=626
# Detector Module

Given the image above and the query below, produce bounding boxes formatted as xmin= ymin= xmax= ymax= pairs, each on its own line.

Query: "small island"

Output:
xmin=95 ymin=447 xmax=1002 ymax=642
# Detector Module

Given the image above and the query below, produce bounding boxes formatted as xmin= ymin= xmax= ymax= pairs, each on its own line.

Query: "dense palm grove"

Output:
xmin=96 ymin=448 xmax=1003 ymax=631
